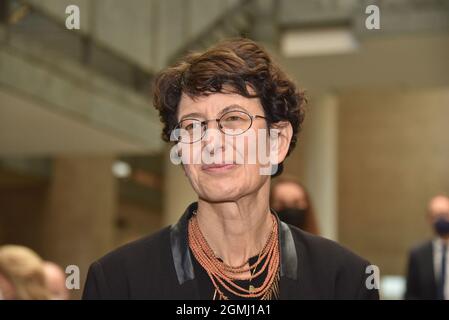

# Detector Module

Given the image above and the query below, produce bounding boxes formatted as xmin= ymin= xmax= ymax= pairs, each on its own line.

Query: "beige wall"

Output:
xmin=338 ymin=87 xmax=449 ymax=276
xmin=283 ymin=93 xmax=338 ymax=240
xmin=0 ymin=182 xmax=48 ymax=252
xmin=115 ymin=200 xmax=162 ymax=246
xmin=41 ymin=156 xmax=117 ymax=299
xmin=162 ymin=146 xmax=197 ymax=226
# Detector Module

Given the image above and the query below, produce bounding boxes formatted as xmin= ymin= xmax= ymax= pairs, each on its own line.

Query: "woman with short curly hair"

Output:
xmin=83 ymin=38 xmax=378 ymax=300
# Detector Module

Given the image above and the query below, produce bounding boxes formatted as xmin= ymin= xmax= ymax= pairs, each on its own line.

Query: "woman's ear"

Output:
xmin=269 ymin=121 xmax=293 ymax=165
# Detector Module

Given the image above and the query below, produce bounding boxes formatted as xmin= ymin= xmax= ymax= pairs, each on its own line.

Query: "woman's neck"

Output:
xmin=195 ymin=183 xmax=273 ymax=268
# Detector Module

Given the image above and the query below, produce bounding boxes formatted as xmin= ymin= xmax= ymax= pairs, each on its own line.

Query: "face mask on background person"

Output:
xmin=434 ymin=216 xmax=449 ymax=237
xmin=277 ymin=207 xmax=307 ymax=229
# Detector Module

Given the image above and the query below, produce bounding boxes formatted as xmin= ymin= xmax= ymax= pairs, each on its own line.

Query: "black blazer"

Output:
xmin=83 ymin=202 xmax=379 ymax=300
xmin=405 ymin=240 xmax=437 ymax=299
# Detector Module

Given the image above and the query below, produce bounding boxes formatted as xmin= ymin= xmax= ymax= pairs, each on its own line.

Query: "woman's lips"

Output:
xmin=201 ymin=163 xmax=237 ymax=172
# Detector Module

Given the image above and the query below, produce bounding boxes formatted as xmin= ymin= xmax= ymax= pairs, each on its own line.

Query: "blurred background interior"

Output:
xmin=0 ymin=0 xmax=449 ymax=299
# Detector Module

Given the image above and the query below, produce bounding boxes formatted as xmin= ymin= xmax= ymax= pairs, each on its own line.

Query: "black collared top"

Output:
xmin=83 ymin=202 xmax=379 ymax=300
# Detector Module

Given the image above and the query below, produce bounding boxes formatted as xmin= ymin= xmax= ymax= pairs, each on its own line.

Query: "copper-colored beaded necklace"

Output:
xmin=188 ymin=210 xmax=280 ymax=300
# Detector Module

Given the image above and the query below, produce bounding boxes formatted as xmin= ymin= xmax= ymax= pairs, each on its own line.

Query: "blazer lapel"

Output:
xmin=424 ymin=241 xmax=437 ymax=298
xmin=169 ymin=202 xmax=200 ymax=299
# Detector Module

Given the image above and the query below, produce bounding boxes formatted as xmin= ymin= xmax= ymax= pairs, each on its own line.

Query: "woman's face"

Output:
xmin=175 ymin=91 xmax=287 ymax=203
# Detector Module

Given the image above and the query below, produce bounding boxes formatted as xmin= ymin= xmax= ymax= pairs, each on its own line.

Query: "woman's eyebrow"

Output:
xmin=179 ymin=112 xmax=204 ymax=121
xmin=219 ymin=104 xmax=247 ymax=115
xmin=179 ymin=104 xmax=248 ymax=121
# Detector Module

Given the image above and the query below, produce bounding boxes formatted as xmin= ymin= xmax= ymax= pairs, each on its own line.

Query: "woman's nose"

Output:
xmin=202 ymin=122 xmax=226 ymax=153
xmin=201 ymin=120 xmax=221 ymax=142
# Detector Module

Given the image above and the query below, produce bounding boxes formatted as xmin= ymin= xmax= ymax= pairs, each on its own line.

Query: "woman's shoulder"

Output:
xmin=83 ymin=226 xmax=174 ymax=299
xmin=287 ymin=224 xmax=372 ymax=269
xmin=286 ymin=224 xmax=379 ymax=299
xmin=96 ymin=226 xmax=172 ymax=268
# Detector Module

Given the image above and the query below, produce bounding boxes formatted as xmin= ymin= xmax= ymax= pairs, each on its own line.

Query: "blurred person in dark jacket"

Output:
xmin=270 ymin=176 xmax=319 ymax=235
xmin=405 ymin=195 xmax=449 ymax=300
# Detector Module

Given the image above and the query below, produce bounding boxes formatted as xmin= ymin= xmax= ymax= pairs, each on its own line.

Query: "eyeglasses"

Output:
xmin=173 ymin=110 xmax=267 ymax=144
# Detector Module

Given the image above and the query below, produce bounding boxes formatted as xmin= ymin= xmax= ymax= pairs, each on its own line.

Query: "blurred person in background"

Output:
xmin=270 ymin=176 xmax=319 ymax=235
xmin=0 ymin=245 xmax=51 ymax=300
xmin=43 ymin=261 xmax=69 ymax=300
xmin=405 ymin=195 xmax=449 ymax=300
xmin=0 ymin=268 xmax=15 ymax=300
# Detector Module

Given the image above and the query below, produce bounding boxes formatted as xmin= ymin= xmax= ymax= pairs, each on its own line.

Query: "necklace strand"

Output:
xmin=188 ymin=212 xmax=280 ymax=299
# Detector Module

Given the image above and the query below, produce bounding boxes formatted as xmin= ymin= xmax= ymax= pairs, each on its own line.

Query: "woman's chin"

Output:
xmin=199 ymin=186 xmax=242 ymax=202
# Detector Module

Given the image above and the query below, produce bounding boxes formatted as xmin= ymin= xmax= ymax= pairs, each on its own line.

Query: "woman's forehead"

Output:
xmin=177 ymin=92 xmax=262 ymax=119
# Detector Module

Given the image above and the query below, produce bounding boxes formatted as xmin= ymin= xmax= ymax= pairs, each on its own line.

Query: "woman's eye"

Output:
xmin=225 ymin=116 xmax=243 ymax=122
xmin=184 ymin=122 xmax=200 ymax=131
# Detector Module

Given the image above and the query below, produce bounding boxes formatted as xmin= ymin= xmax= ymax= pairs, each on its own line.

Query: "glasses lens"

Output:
xmin=176 ymin=119 xmax=203 ymax=143
xmin=219 ymin=111 xmax=251 ymax=135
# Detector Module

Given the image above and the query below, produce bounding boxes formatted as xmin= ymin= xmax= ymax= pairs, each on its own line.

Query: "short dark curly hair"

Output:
xmin=152 ymin=38 xmax=306 ymax=176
